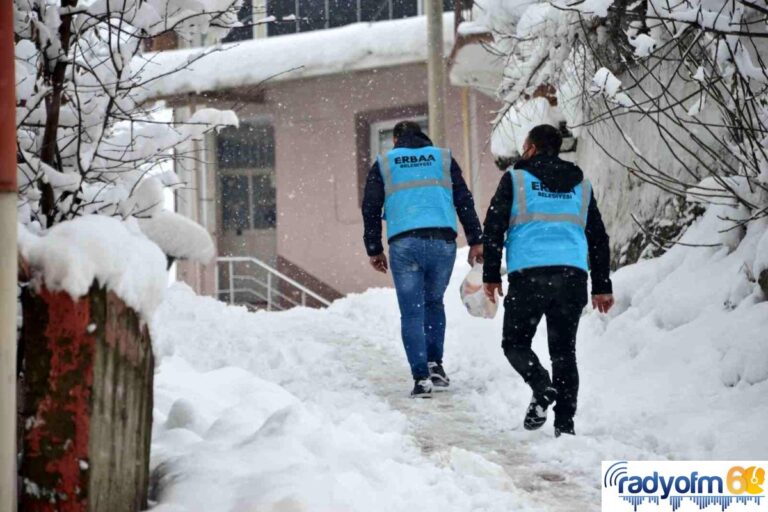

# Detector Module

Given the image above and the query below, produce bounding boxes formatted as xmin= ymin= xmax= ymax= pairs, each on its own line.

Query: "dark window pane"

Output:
xmin=223 ymin=0 xmax=254 ymax=42
xmin=252 ymin=174 xmax=277 ymax=229
xmin=250 ymin=123 xmax=276 ymax=168
xmin=267 ymin=0 xmax=299 ymax=36
xmin=299 ymin=0 xmax=326 ymax=31
xmin=221 ymin=175 xmax=250 ymax=231
xmin=218 ymin=122 xmax=276 ymax=232
xmin=360 ymin=0 xmax=389 ymax=22
xmin=217 ymin=122 xmax=275 ymax=169
xmin=392 ymin=0 xmax=417 ymax=19
xmin=329 ymin=0 xmax=358 ymax=27
xmin=217 ymin=130 xmax=243 ymax=169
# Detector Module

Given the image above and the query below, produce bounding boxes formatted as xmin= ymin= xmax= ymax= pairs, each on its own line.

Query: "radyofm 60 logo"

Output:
xmin=602 ymin=461 xmax=767 ymax=511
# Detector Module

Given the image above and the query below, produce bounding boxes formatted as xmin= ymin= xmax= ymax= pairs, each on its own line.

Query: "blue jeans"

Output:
xmin=389 ymin=237 xmax=457 ymax=380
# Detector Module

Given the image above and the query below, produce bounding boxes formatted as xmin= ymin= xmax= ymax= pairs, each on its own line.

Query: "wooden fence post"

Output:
xmin=18 ymin=283 xmax=154 ymax=511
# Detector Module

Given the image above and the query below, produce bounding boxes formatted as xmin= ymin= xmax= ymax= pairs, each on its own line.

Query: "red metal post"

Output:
xmin=0 ymin=0 xmax=15 ymax=194
xmin=20 ymin=290 xmax=94 ymax=512
xmin=19 ymin=286 xmax=154 ymax=512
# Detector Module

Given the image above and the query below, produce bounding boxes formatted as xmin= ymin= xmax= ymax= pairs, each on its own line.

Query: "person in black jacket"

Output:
xmin=482 ymin=124 xmax=614 ymax=436
xmin=363 ymin=121 xmax=483 ymax=397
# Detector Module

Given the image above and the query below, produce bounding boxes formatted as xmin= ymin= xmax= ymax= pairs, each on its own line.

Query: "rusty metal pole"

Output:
xmin=0 ymin=0 xmax=18 ymax=510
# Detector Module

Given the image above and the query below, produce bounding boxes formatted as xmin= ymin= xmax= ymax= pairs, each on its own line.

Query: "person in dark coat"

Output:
xmin=362 ymin=121 xmax=483 ymax=398
xmin=482 ymin=124 xmax=614 ymax=436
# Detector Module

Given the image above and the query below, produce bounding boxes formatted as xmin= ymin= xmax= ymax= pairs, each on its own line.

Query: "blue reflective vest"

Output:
xmin=378 ymin=146 xmax=457 ymax=239
xmin=505 ymin=169 xmax=591 ymax=273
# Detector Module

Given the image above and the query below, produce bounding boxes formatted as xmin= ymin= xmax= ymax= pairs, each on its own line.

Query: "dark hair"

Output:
xmin=393 ymin=120 xmax=423 ymax=139
xmin=526 ymin=124 xmax=563 ymax=156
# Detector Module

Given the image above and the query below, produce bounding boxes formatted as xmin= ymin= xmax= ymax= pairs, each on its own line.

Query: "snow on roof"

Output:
xmin=139 ymin=13 xmax=455 ymax=99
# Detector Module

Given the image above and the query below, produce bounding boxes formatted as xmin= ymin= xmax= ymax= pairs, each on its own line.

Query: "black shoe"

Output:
xmin=410 ymin=379 xmax=433 ymax=398
xmin=523 ymin=387 xmax=557 ymax=431
xmin=554 ymin=418 xmax=575 ymax=437
xmin=428 ymin=362 xmax=450 ymax=388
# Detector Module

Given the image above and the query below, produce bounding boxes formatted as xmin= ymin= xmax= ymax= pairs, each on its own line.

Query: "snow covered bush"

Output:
xmin=465 ymin=0 xmax=768 ymax=267
xmin=14 ymin=0 xmax=244 ymax=311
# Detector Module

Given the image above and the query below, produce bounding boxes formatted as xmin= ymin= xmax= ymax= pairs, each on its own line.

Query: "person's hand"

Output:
xmin=369 ymin=253 xmax=388 ymax=273
xmin=468 ymin=244 xmax=484 ymax=266
xmin=484 ymin=282 xmax=503 ymax=304
xmin=592 ymin=294 xmax=614 ymax=313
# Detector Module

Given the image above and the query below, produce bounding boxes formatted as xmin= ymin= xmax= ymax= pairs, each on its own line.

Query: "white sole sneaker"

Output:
xmin=410 ymin=379 xmax=434 ymax=398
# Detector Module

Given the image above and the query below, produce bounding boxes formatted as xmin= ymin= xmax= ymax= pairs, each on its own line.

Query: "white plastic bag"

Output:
xmin=460 ymin=263 xmax=502 ymax=319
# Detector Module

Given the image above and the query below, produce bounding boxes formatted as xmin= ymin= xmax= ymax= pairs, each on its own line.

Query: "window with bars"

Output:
xmin=217 ymin=122 xmax=277 ymax=232
xmin=267 ymin=0 xmax=452 ymax=36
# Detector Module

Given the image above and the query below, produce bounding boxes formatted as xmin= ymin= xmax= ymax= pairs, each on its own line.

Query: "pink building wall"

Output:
xmin=192 ymin=62 xmax=503 ymax=297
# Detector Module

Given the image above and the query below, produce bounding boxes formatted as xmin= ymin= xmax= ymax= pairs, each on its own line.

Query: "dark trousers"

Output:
xmin=502 ymin=267 xmax=588 ymax=429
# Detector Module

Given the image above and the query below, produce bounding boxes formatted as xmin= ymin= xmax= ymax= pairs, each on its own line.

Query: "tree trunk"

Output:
xmin=38 ymin=0 xmax=77 ymax=226
xmin=18 ymin=283 xmax=153 ymax=512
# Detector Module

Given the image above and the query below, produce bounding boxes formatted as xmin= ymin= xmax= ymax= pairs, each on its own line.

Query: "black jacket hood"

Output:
xmin=394 ymin=130 xmax=433 ymax=149
xmin=514 ymin=155 xmax=584 ymax=193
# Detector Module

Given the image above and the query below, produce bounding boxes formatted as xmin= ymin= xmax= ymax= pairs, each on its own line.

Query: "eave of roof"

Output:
xmin=137 ymin=13 xmax=455 ymax=101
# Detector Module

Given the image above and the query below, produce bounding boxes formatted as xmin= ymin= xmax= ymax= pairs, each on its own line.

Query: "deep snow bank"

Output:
xmin=150 ymin=287 xmax=538 ymax=511
xmin=150 ymin=207 xmax=768 ymax=510
xmin=333 ymin=209 xmax=768 ymax=468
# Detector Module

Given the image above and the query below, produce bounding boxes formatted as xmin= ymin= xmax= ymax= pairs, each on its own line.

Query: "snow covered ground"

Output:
xmin=148 ymin=212 xmax=768 ymax=511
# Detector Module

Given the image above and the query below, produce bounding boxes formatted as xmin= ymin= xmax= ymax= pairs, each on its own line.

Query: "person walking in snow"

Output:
xmin=362 ymin=121 xmax=484 ymax=398
xmin=482 ymin=124 xmax=614 ymax=437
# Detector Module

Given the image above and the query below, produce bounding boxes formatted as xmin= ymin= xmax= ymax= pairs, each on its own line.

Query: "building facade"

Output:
xmin=152 ymin=9 xmax=503 ymax=304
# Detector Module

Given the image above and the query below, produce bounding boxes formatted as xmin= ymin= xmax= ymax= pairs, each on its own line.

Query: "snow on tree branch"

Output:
xmin=14 ymin=0 xmax=240 ymax=230
xmin=467 ymin=0 xmax=768 ymax=247
xmin=14 ymin=0 xmax=244 ymax=310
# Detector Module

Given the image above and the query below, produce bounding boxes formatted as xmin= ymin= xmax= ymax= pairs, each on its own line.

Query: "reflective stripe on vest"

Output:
xmin=510 ymin=169 xmax=591 ymax=227
xmin=378 ymin=146 xmax=457 ymax=239
xmin=380 ymin=147 xmax=452 ymax=197
xmin=504 ymin=168 xmax=590 ymax=273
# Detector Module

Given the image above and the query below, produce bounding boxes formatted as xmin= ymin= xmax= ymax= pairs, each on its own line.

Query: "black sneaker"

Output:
xmin=555 ymin=419 xmax=575 ymax=437
xmin=428 ymin=362 xmax=450 ymax=388
xmin=523 ymin=387 xmax=557 ymax=431
xmin=411 ymin=379 xmax=433 ymax=398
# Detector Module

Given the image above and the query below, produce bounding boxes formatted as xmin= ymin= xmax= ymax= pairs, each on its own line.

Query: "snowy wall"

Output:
xmin=450 ymin=2 xmax=747 ymax=268
xmin=571 ymin=60 xmax=722 ymax=265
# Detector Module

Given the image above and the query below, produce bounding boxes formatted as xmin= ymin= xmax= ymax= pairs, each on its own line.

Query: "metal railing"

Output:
xmin=215 ymin=256 xmax=332 ymax=311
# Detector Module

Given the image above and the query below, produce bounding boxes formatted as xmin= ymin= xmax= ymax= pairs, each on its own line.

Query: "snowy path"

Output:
xmin=149 ymin=238 xmax=768 ymax=511
xmin=318 ymin=326 xmax=600 ymax=511
xmin=149 ymin=283 xmax=604 ymax=511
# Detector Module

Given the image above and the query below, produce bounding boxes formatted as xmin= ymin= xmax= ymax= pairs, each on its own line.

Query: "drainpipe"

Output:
xmin=425 ymin=0 xmax=446 ymax=147
xmin=468 ymin=89 xmax=481 ymax=201
xmin=190 ymin=101 xmax=212 ymax=295
xmin=0 ymin=2 xmax=18 ymax=510
xmin=461 ymin=87 xmax=473 ymax=194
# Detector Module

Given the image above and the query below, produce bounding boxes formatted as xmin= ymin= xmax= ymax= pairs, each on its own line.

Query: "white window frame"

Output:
xmin=369 ymin=115 xmax=428 ymax=159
